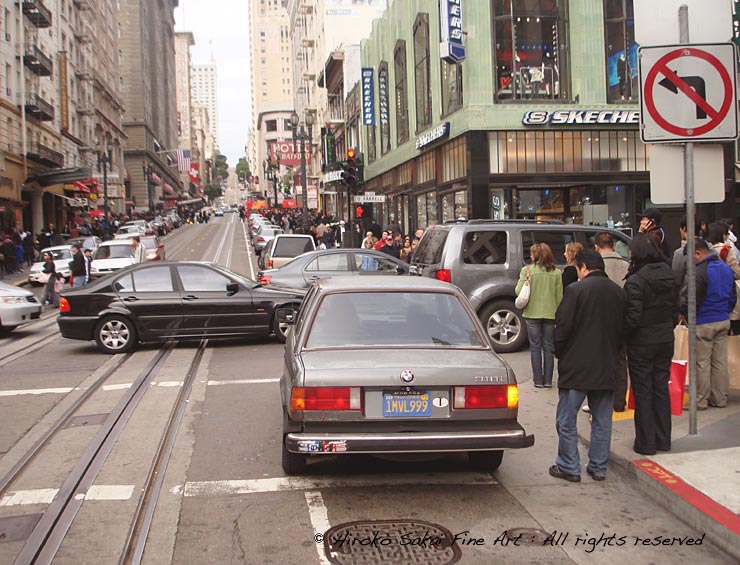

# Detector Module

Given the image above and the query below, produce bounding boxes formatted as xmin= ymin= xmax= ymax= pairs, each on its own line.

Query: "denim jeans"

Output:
xmin=555 ymin=388 xmax=614 ymax=477
xmin=525 ymin=318 xmax=555 ymax=386
xmin=72 ymin=276 xmax=86 ymax=288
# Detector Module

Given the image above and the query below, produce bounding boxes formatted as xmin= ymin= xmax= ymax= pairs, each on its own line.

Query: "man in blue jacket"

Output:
xmin=688 ymin=239 xmax=736 ymax=409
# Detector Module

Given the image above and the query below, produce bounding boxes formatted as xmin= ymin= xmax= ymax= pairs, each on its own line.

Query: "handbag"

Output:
xmin=515 ymin=266 xmax=531 ymax=309
xmin=628 ymin=361 xmax=687 ymax=416
xmin=673 ymin=322 xmax=688 ymax=361
xmin=38 ymin=272 xmax=50 ymax=284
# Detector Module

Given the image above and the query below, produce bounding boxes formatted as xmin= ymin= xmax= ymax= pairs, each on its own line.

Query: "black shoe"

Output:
xmin=633 ymin=445 xmax=656 ymax=456
xmin=544 ymin=383 xmax=553 ymax=388
xmin=587 ymin=469 xmax=606 ymax=481
xmin=549 ymin=464 xmax=581 ymax=483
xmin=534 ymin=384 xmax=544 ymax=388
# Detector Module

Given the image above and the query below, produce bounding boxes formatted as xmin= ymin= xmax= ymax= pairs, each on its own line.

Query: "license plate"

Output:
xmin=383 ymin=392 xmax=432 ymax=417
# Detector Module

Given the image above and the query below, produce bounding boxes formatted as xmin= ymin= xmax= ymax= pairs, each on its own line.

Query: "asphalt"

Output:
xmin=1 ymin=269 xmax=31 ymax=287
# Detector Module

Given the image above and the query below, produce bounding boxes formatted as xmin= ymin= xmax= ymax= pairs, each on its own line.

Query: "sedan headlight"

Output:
xmin=0 ymin=297 xmax=28 ymax=304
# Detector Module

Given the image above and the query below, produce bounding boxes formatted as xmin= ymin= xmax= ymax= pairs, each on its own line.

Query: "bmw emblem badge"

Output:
xmin=400 ymin=370 xmax=415 ymax=383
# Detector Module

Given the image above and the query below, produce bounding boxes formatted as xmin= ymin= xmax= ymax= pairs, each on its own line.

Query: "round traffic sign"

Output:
xmin=643 ymin=47 xmax=734 ymax=138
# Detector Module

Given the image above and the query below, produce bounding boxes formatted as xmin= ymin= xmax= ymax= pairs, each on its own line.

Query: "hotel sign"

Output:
xmin=361 ymin=67 xmax=375 ymax=125
xmin=522 ymin=110 xmax=641 ymax=126
xmin=440 ymin=0 xmax=465 ymax=63
xmin=416 ymin=122 xmax=450 ymax=149
xmin=59 ymin=51 xmax=69 ymax=131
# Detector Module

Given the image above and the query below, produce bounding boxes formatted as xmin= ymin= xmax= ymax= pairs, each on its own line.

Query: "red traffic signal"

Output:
xmin=356 ymin=205 xmax=364 ymax=218
xmin=346 ymin=149 xmax=357 ymax=160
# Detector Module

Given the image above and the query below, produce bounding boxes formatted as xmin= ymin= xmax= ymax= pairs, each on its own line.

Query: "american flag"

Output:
xmin=177 ymin=149 xmax=191 ymax=172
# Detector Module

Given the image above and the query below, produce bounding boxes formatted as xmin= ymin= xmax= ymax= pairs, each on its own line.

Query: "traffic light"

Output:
xmin=356 ymin=205 xmax=364 ymax=218
xmin=342 ymin=149 xmax=358 ymax=187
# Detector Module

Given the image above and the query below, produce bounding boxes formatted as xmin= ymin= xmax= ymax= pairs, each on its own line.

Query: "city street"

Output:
xmin=0 ymin=215 xmax=732 ymax=564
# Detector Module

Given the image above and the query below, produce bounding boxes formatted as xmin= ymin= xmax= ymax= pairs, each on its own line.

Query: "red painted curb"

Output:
xmin=633 ymin=459 xmax=740 ymax=537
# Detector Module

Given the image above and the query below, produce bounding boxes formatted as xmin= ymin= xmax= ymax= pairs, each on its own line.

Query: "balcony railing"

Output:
xmin=74 ymin=62 xmax=93 ymax=80
xmin=73 ymin=0 xmax=92 ymax=9
xmin=73 ymin=22 xmax=91 ymax=43
xmin=17 ymin=0 xmax=52 ymax=28
xmin=77 ymin=101 xmax=94 ymax=116
xmin=23 ymin=92 xmax=54 ymax=121
xmin=27 ymin=142 xmax=64 ymax=168
xmin=23 ymin=43 xmax=53 ymax=76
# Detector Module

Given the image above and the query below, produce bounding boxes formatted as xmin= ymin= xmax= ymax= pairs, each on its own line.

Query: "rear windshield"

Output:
xmin=413 ymin=228 xmax=449 ymax=265
xmin=141 ymin=238 xmax=158 ymax=250
xmin=95 ymin=245 xmax=133 ymax=260
xmin=49 ymin=249 xmax=72 ymax=261
xmin=274 ymin=237 xmax=314 ymax=257
xmin=305 ymin=291 xmax=484 ymax=349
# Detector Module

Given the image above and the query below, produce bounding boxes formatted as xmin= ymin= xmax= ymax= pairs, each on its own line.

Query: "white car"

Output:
xmin=91 ymin=240 xmax=136 ymax=278
xmin=0 ymin=281 xmax=42 ymax=334
xmin=29 ymin=245 xmax=74 ymax=285
xmin=116 ymin=225 xmax=144 ymax=238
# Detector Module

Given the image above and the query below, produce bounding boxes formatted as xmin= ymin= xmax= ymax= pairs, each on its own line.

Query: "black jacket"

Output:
xmin=624 ymin=262 xmax=676 ymax=346
xmin=69 ymin=252 xmax=86 ymax=277
xmin=554 ymin=271 xmax=627 ymax=391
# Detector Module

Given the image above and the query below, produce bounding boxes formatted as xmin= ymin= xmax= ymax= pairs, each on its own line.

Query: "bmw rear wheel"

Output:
xmin=95 ymin=315 xmax=137 ymax=354
xmin=479 ymin=300 xmax=528 ymax=353
xmin=468 ymin=450 xmax=504 ymax=471
xmin=282 ymin=437 xmax=308 ymax=475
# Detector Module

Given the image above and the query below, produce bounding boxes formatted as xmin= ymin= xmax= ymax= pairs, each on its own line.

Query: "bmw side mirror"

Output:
xmin=276 ymin=308 xmax=296 ymax=325
xmin=226 ymin=282 xmax=240 ymax=295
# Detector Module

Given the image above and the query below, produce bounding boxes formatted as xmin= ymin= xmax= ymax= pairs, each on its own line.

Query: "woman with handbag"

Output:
xmin=515 ymin=243 xmax=563 ymax=388
xmin=40 ymin=252 xmax=57 ymax=307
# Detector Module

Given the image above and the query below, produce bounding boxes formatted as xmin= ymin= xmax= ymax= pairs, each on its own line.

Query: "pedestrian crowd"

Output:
xmin=512 ymin=208 xmax=739 ymax=483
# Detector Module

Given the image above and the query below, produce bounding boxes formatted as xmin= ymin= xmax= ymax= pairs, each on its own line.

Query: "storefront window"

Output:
xmin=441 ymin=60 xmax=463 ymax=116
xmin=604 ymin=0 xmax=638 ymax=102
xmin=492 ymin=0 xmax=570 ymax=101
xmin=441 ymin=190 xmax=469 ymax=222
xmin=379 ymin=62 xmax=391 ymax=155
xmin=416 ymin=150 xmax=435 ymax=184
xmin=413 ymin=13 xmax=432 ymax=131
xmin=416 ymin=191 xmax=438 ymax=228
xmin=394 ymin=41 xmax=410 ymax=145
xmin=442 ymin=136 xmax=467 ymax=182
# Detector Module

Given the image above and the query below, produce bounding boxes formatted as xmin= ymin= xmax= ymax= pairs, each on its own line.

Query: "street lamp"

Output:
xmin=290 ymin=111 xmax=314 ymax=230
xmin=262 ymin=151 xmax=280 ymax=210
xmin=142 ymin=162 xmax=154 ymax=214
xmin=96 ymin=140 xmax=112 ymax=235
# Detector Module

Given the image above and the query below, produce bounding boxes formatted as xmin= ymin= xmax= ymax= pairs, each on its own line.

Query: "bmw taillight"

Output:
xmin=435 ymin=269 xmax=451 ymax=283
xmin=290 ymin=387 xmax=362 ymax=411
xmin=59 ymin=298 xmax=71 ymax=313
xmin=259 ymin=275 xmax=272 ymax=285
xmin=453 ymin=385 xmax=518 ymax=409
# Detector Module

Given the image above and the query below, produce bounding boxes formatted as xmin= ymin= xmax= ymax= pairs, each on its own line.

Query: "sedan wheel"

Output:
xmin=282 ymin=437 xmax=308 ymax=475
xmin=468 ymin=450 xmax=504 ymax=471
xmin=273 ymin=313 xmax=290 ymax=343
xmin=95 ymin=315 xmax=137 ymax=354
xmin=479 ymin=300 xmax=527 ymax=353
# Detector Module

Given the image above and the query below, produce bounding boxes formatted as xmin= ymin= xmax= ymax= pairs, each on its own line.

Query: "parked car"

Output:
xmin=260 ymin=234 xmax=316 ymax=270
xmin=29 ymin=245 xmax=74 ymax=285
xmin=122 ymin=220 xmax=151 ymax=235
xmin=91 ymin=240 xmax=136 ymax=278
xmin=410 ymin=220 xmax=631 ymax=353
xmin=57 ymin=262 xmax=304 ymax=353
xmin=277 ymin=276 xmax=534 ymax=474
xmin=214 ymin=208 xmax=224 ymax=217
xmin=141 ymin=235 xmax=166 ymax=261
xmin=66 ymin=236 xmax=102 ymax=250
xmin=115 ymin=225 xmax=144 ymax=238
xmin=258 ymin=248 xmax=409 ymax=290
xmin=0 ymin=281 xmax=42 ymax=334
xmin=254 ymin=225 xmax=284 ymax=255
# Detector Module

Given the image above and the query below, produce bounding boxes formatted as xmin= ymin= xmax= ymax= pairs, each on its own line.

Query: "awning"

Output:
xmin=72 ymin=181 xmax=90 ymax=194
xmin=178 ymin=197 xmax=204 ymax=205
xmin=25 ymin=167 xmax=92 ymax=187
xmin=163 ymin=183 xmax=176 ymax=195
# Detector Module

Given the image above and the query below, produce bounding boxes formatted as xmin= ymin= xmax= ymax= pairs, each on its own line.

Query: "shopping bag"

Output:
xmin=673 ymin=322 xmax=688 ymax=361
xmin=668 ymin=361 xmax=687 ymax=416
xmin=729 ymin=335 xmax=740 ymax=390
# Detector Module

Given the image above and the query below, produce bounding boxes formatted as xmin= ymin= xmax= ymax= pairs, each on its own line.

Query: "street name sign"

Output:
xmin=639 ymin=43 xmax=738 ymax=143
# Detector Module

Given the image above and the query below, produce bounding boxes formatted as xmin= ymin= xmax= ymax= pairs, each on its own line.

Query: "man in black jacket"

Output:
xmin=550 ymin=250 xmax=627 ymax=482
xmin=68 ymin=245 xmax=87 ymax=288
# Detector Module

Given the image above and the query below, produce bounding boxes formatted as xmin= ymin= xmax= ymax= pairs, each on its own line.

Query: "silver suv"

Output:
xmin=410 ymin=220 xmax=631 ymax=353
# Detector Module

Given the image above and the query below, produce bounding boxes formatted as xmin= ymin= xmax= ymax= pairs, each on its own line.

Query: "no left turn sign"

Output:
xmin=639 ymin=43 xmax=738 ymax=143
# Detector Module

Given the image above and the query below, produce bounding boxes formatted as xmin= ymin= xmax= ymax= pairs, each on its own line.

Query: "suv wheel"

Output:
xmin=479 ymin=299 xmax=527 ymax=353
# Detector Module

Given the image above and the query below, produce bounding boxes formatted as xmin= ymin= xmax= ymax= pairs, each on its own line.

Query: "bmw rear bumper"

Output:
xmin=57 ymin=316 xmax=97 ymax=340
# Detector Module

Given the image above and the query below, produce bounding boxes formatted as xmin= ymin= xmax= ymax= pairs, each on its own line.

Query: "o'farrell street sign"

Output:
xmin=522 ymin=110 xmax=640 ymax=126
xmin=416 ymin=122 xmax=450 ymax=149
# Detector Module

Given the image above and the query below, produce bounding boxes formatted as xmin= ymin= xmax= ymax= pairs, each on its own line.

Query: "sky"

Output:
xmin=174 ymin=1 xmax=251 ymax=167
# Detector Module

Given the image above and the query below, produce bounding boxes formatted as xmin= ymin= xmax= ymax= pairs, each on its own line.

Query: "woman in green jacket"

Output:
xmin=515 ymin=243 xmax=563 ymax=387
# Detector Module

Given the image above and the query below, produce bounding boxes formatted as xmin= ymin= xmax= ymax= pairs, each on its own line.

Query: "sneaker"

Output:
xmin=582 ymin=404 xmax=591 ymax=414
xmin=534 ymin=384 xmax=544 ymax=388
xmin=587 ymin=469 xmax=606 ymax=481
xmin=548 ymin=464 xmax=581 ymax=483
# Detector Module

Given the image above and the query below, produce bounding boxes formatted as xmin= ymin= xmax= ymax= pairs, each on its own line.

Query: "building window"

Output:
xmin=378 ymin=62 xmax=391 ymax=155
xmin=416 ymin=150 xmax=435 ymax=184
xmin=604 ymin=0 xmax=638 ymax=102
xmin=394 ymin=40 xmax=409 ymax=145
xmin=492 ymin=0 xmax=570 ymax=101
xmin=442 ymin=136 xmax=467 ymax=183
xmin=413 ymin=13 xmax=432 ymax=131
xmin=416 ymin=191 xmax=438 ymax=229
xmin=266 ymin=120 xmax=277 ymax=132
xmin=441 ymin=60 xmax=463 ymax=116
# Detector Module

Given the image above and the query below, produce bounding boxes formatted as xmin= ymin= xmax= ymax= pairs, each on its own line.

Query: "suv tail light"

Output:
xmin=435 ymin=269 xmax=451 ymax=283
xmin=59 ymin=297 xmax=71 ymax=313
xmin=257 ymin=236 xmax=265 ymax=243
xmin=290 ymin=387 xmax=362 ymax=411
xmin=453 ymin=385 xmax=518 ymax=409
xmin=259 ymin=275 xmax=272 ymax=285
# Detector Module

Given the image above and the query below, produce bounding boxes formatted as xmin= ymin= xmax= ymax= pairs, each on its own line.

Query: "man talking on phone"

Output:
xmin=638 ymin=208 xmax=671 ymax=258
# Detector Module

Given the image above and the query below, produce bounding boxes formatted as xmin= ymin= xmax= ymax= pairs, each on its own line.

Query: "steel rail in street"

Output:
xmin=14 ymin=342 xmax=177 ymax=565
xmin=120 ymin=339 xmax=208 ymax=565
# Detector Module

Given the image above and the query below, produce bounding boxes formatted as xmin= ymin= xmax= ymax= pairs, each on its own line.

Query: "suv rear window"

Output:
xmin=463 ymin=231 xmax=507 ymax=264
xmin=274 ymin=237 xmax=315 ymax=257
xmin=521 ymin=230 xmax=576 ymax=265
xmin=413 ymin=229 xmax=449 ymax=265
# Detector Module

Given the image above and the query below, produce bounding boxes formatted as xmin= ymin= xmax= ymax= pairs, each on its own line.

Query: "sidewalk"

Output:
xmin=581 ymin=389 xmax=740 ymax=560
xmin=0 ymin=269 xmax=30 ymax=287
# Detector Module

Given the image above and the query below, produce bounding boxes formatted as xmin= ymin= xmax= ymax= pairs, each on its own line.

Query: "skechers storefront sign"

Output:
xmin=522 ymin=110 xmax=640 ymax=126
xmin=416 ymin=122 xmax=450 ymax=149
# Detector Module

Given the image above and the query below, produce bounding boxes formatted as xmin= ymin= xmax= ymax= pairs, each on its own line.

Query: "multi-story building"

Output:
xmin=248 ymin=0 xmax=293 ymax=198
xmin=191 ymin=102 xmax=209 ymax=195
xmin=120 ymin=0 xmax=181 ymax=213
xmin=175 ymin=31 xmax=195 ymax=198
xmin=360 ymin=0 xmax=736 ymax=236
xmin=191 ymin=60 xmax=218 ymax=149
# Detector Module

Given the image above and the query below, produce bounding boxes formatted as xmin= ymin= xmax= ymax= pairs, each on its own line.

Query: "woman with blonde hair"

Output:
xmin=562 ymin=242 xmax=584 ymax=288
xmin=516 ymin=243 xmax=563 ymax=388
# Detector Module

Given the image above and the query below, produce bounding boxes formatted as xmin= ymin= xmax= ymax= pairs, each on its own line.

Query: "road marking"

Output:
xmin=240 ymin=220 xmax=256 ymax=280
xmin=0 ymin=387 xmax=74 ymax=397
xmin=103 ymin=383 xmax=133 ymax=391
xmin=0 ymin=485 xmax=135 ymax=506
xmin=173 ymin=473 xmax=497 ymax=497
xmin=305 ymin=491 xmax=332 ymax=565
xmin=207 ymin=378 xmax=279 ymax=386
